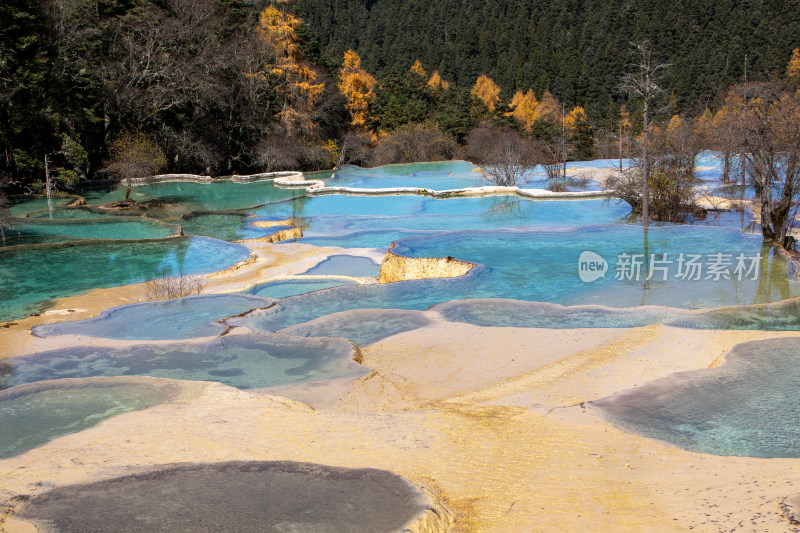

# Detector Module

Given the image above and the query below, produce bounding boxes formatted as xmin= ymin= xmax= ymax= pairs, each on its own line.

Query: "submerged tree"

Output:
xmin=729 ymin=81 xmax=800 ymax=246
xmin=607 ymin=114 xmax=701 ymax=223
xmin=646 ymin=115 xmax=702 ymax=222
xmin=107 ymin=130 xmax=167 ymax=201
xmin=620 ymin=42 xmax=669 ymax=226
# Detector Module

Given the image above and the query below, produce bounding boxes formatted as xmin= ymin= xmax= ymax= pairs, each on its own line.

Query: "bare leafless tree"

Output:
xmin=729 ymin=81 xmax=800 ymax=246
xmin=465 ymin=125 xmax=542 ymax=186
xmin=255 ymin=135 xmax=329 ymax=171
xmin=607 ymin=116 xmax=701 ymax=222
xmin=0 ymin=172 xmax=13 ymax=245
xmin=369 ymin=122 xmax=458 ymax=166
xmin=144 ymin=268 xmax=204 ymax=301
xmin=620 ymin=42 xmax=669 ymax=226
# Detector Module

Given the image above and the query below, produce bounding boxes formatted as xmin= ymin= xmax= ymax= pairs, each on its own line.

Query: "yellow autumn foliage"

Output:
xmin=255 ymin=5 xmax=324 ymax=136
xmin=506 ymin=89 xmax=539 ymax=130
xmin=471 ymin=74 xmax=501 ymax=111
xmin=788 ymin=48 xmax=800 ymax=79
xmin=535 ymin=90 xmax=561 ymax=123
xmin=339 ymin=50 xmax=376 ymax=127
xmin=410 ymin=59 xmax=427 ymax=78
xmin=428 ymin=71 xmax=450 ymax=90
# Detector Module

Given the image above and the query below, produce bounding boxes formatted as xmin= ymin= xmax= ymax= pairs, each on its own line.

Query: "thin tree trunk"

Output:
xmin=44 ymin=154 xmax=51 ymax=200
xmin=642 ymin=97 xmax=650 ymax=226
xmin=44 ymin=154 xmax=53 ymax=219
xmin=722 ymin=153 xmax=730 ymax=182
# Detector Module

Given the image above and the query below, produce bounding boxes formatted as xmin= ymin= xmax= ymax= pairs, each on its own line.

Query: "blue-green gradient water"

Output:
xmin=0 ymin=237 xmax=250 ymax=322
xmin=247 ymin=278 xmax=359 ymax=299
xmin=3 ymin=217 xmax=180 ymax=245
xmin=325 ymin=160 xmax=605 ymax=191
xmin=33 ymin=294 xmax=273 ymax=340
xmin=232 ymin=225 xmax=797 ymax=336
xmin=79 ymin=179 xmax=299 ymax=212
xmin=9 ymin=196 xmax=76 ymax=217
xmin=0 ymin=379 xmax=173 ymax=459
xmin=259 ymin=196 xmax=631 ymax=249
xmin=1 ymin=335 xmax=365 ymax=390
xmin=593 ymin=337 xmax=800 ymax=458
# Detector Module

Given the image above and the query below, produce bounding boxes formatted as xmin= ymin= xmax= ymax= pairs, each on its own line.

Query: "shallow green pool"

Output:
xmin=0 ymin=237 xmax=250 ymax=322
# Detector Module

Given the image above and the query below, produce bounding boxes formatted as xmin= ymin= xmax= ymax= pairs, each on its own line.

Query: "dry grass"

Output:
xmin=144 ymin=269 xmax=204 ymax=301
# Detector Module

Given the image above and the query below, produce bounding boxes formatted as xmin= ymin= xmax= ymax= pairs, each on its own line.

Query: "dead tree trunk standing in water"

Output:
xmin=715 ymin=81 xmax=800 ymax=248
xmin=620 ymin=42 xmax=668 ymax=228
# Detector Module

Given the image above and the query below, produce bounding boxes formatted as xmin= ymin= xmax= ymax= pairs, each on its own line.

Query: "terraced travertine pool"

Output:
xmin=3 ymin=155 xmax=800 ymax=502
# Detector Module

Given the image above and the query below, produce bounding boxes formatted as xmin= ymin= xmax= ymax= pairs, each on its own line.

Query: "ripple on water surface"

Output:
xmin=12 ymin=461 xmax=437 ymax=533
xmin=593 ymin=337 xmax=800 ymax=457
xmin=0 ymin=378 xmax=175 ymax=459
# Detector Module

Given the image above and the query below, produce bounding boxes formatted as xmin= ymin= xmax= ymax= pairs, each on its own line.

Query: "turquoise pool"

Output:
xmin=2 ymin=334 xmax=365 ymax=390
xmin=33 ymin=294 xmax=273 ymax=340
xmin=0 ymin=379 xmax=173 ymax=459
xmin=593 ymin=337 xmax=800 ymax=458
xmin=0 ymin=237 xmax=250 ymax=322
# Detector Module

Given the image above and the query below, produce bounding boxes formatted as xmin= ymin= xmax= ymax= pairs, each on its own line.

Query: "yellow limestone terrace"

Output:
xmin=379 ymin=245 xmax=476 ymax=283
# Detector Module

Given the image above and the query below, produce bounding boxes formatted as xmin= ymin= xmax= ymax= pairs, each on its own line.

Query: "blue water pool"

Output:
xmin=303 ymin=255 xmax=381 ymax=277
xmin=2 ymin=217 xmax=180 ymax=245
xmin=80 ymin=179 xmax=299 ymax=212
xmin=33 ymin=294 xmax=273 ymax=340
xmin=593 ymin=337 xmax=800 ymax=458
xmin=279 ymin=309 xmax=435 ymax=346
xmin=247 ymin=278 xmax=359 ymax=299
xmin=232 ymin=225 xmax=798 ymax=339
xmin=2 ymin=334 xmax=365 ymax=390
xmin=259 ymin=196 xmax=632 ymax=249
xmin=0 ymin=378 xmax=174 ymax=459
xmin=0 ymin=237 xmax=250 ymax=322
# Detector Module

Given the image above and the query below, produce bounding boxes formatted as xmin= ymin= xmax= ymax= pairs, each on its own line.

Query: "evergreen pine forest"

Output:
xmin=2 ymin=0 xmax=800 ymax=195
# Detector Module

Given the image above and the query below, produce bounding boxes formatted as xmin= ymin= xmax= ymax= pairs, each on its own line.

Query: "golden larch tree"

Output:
xmin=535 ymin=90 xmax=561 ymax=123
xmin=410 ymin=60 xmax=427 ymax=78
xmin=338 ymin=50 xmax=376 ymax=127
xmin=428 ymin=71 xmax=450 ymax=90
xmin=564 ymin=106 xmax=588 ymax=132
xmin=506 ymin=89 xmax=539 ymax=130
xmin=255 ymin=6 xmax=324 ymax=136
xmin=788 ymin=48 xmax=800 ymax=79
xmin=471 ymin=74 xmax=501 ymax=111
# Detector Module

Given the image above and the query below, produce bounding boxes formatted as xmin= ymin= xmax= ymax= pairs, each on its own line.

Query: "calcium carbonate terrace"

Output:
xmin=3 ymin=156 xmax=800 ymax=533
